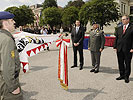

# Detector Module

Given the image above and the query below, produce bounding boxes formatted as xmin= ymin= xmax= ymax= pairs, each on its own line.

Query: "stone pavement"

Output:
xmin=20 ymin=40 xmax=133 ymax=100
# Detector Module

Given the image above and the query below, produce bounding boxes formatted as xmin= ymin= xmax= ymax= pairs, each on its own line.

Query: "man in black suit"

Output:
xmin=114 ymin=15 xmax=133 ymax=83
xmin=71 ymin=20 xmax=85 ymax=70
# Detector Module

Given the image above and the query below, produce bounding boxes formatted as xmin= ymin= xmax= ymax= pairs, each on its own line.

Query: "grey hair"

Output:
xmin=122 ymin=15 xmax=130 ymax=20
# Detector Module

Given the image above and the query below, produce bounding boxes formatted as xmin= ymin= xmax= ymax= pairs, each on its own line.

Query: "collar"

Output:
xmin=123 ymin=23 xmax=129 ymax=29
xmin=93 ymin=28 xmax=99 ymax=32
xmin=0 ymin=29 xmax=10 ymax=34
xmin=95 ymin=28 xmax=98 ymax=31
xmin=0 ymin=29 xmax=14 ymax=40
xmin=76 ymin=26 xmax=80 ymax=28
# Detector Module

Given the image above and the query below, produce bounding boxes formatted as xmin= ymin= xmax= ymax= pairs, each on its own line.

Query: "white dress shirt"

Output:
xmin=123 ymin=23 xmax=129 ymax=30
xmin=76 ymin=26 xmax=80 ymax=34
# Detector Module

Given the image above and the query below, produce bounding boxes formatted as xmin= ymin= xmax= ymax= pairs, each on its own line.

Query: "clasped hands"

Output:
xmin=74 ymin=43 xmax=79 ymax=46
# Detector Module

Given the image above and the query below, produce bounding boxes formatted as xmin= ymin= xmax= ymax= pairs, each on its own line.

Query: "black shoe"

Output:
xmin=79 ymin=66 xmax=83 ymax=70
xmin=71 ymin=65 xmax=77 ymax=68
xmin=47 ymin=47 xmax=50 ymax=51
xmin=116 ymin=76 xmax=125 ymax=80
xmin=90 ymin=69 xmax=95 ymax=72
xmin=125 ymin=77 xmax=129 ymax=83
xmin=94 ymin=70 xmax=99 ymax=73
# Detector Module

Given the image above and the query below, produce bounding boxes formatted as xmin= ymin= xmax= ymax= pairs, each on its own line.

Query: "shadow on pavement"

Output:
xmin=68 ymin=88 xmax=106 ymax=100
xmin=23 ymin=90 xmax=38 ymax=100
xmin=82 ymin=88 xmax=106 ymax=100
xmin=130 ymin=77 xmax=133 ymax=81
xmin=30 ymin=66 xmax=49 ymax=72
xmin=83 ymin=66 xmax=118 ymax=74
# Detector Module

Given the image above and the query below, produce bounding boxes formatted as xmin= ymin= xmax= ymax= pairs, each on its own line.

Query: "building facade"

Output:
xmin=29 ymin=4 xmax=43 ymax=26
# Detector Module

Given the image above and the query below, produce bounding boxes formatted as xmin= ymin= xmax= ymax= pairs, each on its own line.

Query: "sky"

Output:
xmin=0 ymin=0 xmax=87 ymax=11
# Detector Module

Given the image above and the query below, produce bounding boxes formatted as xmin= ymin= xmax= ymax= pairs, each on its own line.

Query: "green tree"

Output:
xmin=5 ymin=5 xmax=34 ymax=27
xmin=19 ymin=5 xmax=34 ymax=26
xmin=40 ymin=7 xmax=62 ymax=27
xmin=79 ymin=0 xmax=120 ymax=29
xmin=62 ymin=6 xmax=79 ymax=27
xmin=5 ymin=7 xmax=22 ymax=27
xmin=43 ymin=0 xmax=57 ymax=9
xmin=65 ymin=0 xmax=85 ymax=9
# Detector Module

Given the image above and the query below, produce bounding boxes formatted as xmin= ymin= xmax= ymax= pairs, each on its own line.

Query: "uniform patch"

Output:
xmin=11 ymin=51 xmax=15 ymax=58
xmin=96 ymin=30 xmax=99 ymax=33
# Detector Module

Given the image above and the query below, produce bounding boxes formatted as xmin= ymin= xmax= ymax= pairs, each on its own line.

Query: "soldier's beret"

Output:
xmin=0 ymin=11 xmax=14 ymax=20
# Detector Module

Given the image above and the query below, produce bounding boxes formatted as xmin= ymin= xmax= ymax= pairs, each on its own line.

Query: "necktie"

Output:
xmin=123 ymin=25 xmax=126 ymax=34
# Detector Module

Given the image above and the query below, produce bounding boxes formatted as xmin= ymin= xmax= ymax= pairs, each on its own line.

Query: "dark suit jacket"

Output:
xmin=71 ymin=26 xmax=85 ymax=46
xmin=114 ymin=23 xmax=133 ymax=52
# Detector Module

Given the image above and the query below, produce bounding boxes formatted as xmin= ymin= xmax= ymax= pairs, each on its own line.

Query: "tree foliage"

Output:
xmin=79 ymin=0 xmax=120 ymax=29
xmin=62 ymin=6 xmax=79 ymax=27
xmin=43 ymin=0 xmax=57 ymax=9
xmin=5 ymin=7 xmax=21 ymax=27
xmin=40 ymin=7 xmax=62 ymax=27
xmin=5 ymin=5 xmax=34 ymax=27
xmin=65 ymin=0 xmax=85 ymax=9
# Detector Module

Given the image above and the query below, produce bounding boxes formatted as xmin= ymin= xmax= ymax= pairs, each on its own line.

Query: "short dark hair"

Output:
xmin=0 ymin=20 xmax=3 ymax=29
xmin=75 ymin=20 xmax=80 ymax=22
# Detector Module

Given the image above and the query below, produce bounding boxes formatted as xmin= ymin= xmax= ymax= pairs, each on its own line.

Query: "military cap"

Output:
xmin=92 ymin=22 xmax=99 ymax=25
xmin=0 ymin=11 xmax=14 ymax=20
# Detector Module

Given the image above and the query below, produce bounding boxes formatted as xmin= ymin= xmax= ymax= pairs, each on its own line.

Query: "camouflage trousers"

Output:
xmin=0 ymin=77 xmax=23 ymax=100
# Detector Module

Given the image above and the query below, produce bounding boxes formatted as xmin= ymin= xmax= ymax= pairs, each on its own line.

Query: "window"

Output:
xmin=121 ymin=4 xmax=123 ymax=13
xmin=124 ymin=5 xmax=125 ymax=14
xmin=130 ymin=6 xmax=133 ymax=14
xmin=121 ymin=2 xmax=126 ymax=14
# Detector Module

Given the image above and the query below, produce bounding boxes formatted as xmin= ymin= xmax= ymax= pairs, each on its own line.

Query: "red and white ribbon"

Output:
xmin=56 ymin=39 xmax=70 ymax=90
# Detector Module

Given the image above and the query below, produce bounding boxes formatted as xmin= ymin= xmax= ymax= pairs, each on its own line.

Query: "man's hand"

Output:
xmin=12 ymin=87 xmax=20 ymax=95
xmin=74 ymin=43 xmax=79 ymax=46
xmin=114 ymin=49 xmax=117 ymax=52
xmin=88 ymin=48 xmax=90 ymax=50
xmin=130 ymin=49 xmax=133 ymax=53
xmin=100 ymin=48 xmax=103 ymax=52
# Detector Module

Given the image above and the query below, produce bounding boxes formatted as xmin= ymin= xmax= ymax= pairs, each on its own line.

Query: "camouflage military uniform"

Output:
xmin=88 ymin=29 xmax=105 ymax=71
xmin=0 ymin=29 xmax=23 ymax=100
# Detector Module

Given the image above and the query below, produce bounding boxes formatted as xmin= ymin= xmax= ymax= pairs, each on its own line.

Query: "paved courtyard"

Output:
xmin=20 ymin=40 xmax=133 ymax=100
